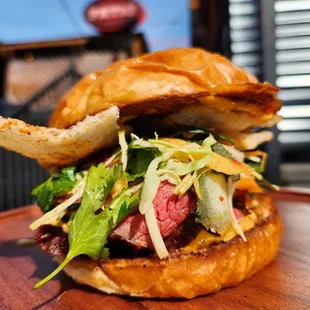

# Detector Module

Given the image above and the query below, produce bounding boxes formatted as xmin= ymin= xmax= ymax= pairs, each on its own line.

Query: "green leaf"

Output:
xmin=34 ymin=164 xmax=140 ymax=289
xmin=82 ymin=163 xmax=123 ymax=211
xmin=126 ymin=171 xmax=146 ymax=182
xmin=101 ymin=247 xmax=110 ymax=258
xmin=110 ymin=189 xmax=141 ymax=226
xmin=31 ymin=167 xmax=78 ymax=213
xmin=126 ymin=146 xmax=161 ymax=182
xmin=34 ymin=163 xmax=119 ymax=288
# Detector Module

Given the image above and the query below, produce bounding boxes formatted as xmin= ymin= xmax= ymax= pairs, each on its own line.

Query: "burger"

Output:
xmin=0 ymin=48 xmax=283 ymax=299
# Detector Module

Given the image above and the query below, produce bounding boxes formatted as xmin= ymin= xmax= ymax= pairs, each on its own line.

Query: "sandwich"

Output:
xmin=0 ymin=48 xmax=283 ymax=299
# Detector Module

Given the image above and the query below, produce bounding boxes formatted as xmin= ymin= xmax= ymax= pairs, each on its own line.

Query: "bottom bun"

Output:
xmin=57 ymin=197 xmax=283 ymax=299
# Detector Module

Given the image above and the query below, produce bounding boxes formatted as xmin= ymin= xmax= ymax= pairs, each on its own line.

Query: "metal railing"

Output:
xmin=0 ymin=34 xmax=148 ymax=211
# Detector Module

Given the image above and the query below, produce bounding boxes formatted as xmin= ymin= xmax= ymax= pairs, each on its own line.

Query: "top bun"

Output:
xmin=49 ymin=48 xmax=279 ymax=129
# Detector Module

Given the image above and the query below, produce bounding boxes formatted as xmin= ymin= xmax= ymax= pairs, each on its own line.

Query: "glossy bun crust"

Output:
xmin=57 ymin=195 xmax=283 ymax=299
xmin=49 ymin=48 xmax=280 ymax=129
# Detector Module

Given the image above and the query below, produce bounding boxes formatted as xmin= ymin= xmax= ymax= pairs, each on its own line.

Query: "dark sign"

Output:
xmin=85 ymin=0 xmax=145 ymax=33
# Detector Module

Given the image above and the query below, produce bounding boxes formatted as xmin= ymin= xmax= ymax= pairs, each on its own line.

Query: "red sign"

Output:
xmin=85 ymin=0 xmax=145 ymax=33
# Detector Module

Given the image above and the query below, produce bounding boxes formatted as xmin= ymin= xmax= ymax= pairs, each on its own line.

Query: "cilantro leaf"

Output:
xmin=109 ymin=188 xmax=141 ymax=226
xmin=82 ymin=163 xmax=122 ymax=211
xmin=31 ymin=167 xmax=77 ymax=213
xmin=126 ymin=146 xmax=161 ymax=182
xmin=34 ymin=163 xmax=140 ymax=289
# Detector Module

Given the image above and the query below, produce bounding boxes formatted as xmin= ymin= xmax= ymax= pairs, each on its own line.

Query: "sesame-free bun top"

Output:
xmin=49 ymin=48 xmax=280 ymax=129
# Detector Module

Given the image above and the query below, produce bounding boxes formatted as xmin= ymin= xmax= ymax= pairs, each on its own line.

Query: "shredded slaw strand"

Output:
xmin=174 ymin=173 xmax=194 ymax=197
xmin=157 ymin=169 xmax=181 ymax=185
xmin=145 ymin=203 xmax=169 ymax=259
xmin=29 ymin=178 xmax=87 ymax=231
xmin=139 ymin=156 xmax=162 ymax=215
xmin=118 ymin=131 xmax=128 ymax=171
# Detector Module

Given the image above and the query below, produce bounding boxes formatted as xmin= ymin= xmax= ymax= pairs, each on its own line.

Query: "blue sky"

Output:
xmin=0 ymin=0 xmax=190 ymax=51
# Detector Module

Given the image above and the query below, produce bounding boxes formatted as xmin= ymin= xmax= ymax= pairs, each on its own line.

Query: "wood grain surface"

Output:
xmin=0 ymin=192 xmax=310 ymax=310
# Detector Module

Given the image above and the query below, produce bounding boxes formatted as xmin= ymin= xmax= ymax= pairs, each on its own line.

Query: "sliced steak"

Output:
xmin=110 ymin=181 xmax=197 ymax=249
xmin=36 ymin=225 xmax=68 ymax=256
xmin=233 ymin=208 xmax=244 ymax=222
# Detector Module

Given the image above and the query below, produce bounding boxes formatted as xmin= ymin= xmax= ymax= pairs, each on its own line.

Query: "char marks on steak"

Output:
xmin=233 ymin=189 xmax=247 ymax=210
xmin=110 ymin=181 xmax=197 ymax=249
xmin=36 ymin=225 xmax=68 ymax=256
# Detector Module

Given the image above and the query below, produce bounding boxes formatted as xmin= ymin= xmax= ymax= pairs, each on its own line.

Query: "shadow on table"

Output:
xmin=0 ymin=239 xmax=76 ymax=309
xmin=0 ymin=239 xmax=217 ymax=308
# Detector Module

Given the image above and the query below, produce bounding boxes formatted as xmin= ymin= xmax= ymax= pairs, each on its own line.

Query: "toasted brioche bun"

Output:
xmin=49 ymin=48 xmax=280 ymax=129
xmin=0 ymin=48 xmax=281 ymax=169
xmin=56 ymin=195 xmax=282 ymax=299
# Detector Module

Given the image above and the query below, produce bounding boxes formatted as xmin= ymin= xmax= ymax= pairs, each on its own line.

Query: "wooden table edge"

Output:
xmin=0 ymin=205 xmax=40 ymax=219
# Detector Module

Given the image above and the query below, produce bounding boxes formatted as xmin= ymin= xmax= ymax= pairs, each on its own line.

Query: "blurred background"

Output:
xmin=0 ymin=0 xmax=309 ymax=210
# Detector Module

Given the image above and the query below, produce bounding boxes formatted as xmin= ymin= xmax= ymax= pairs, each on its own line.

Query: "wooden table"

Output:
xmin=1 ymin=192 xmax=310 ymax=309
